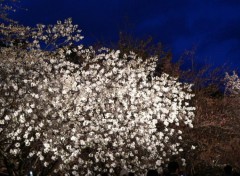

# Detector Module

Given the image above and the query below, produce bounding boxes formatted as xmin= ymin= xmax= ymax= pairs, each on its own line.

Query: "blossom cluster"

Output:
xmin=0 ymin=44 xmax=195 ymax=175
xmin=0 ymin=18 xmax=83 ymax=53
xmin=0 ymin=0 xmax=17 ymax=22
xmin=225 ymin=72 xmax=240 ymax=95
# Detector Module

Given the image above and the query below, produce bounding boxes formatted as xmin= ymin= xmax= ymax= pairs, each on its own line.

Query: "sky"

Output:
xmin=10 ymin=0 xmax=240 ymax=69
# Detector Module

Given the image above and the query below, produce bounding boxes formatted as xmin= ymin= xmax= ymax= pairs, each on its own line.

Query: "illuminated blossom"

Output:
xmin=0 ymin=18 xmax=195 ymax=175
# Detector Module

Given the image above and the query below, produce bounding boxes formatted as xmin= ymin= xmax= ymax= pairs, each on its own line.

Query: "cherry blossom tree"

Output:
xmin=1 ymin=52 xmax=195 ymax=175
xmin=0 ymin=17 xmax=195 ymax=175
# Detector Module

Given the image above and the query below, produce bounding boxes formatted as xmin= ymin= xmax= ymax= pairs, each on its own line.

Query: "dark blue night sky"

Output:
xmin=11 ymin=0 xmax=240 ymax=69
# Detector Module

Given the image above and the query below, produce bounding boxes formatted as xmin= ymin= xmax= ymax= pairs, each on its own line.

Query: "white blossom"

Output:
xmin=225 ymin=71 xmax=240 ymax=95
xmin=0 ymin=21 xmax=195 ymax=175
